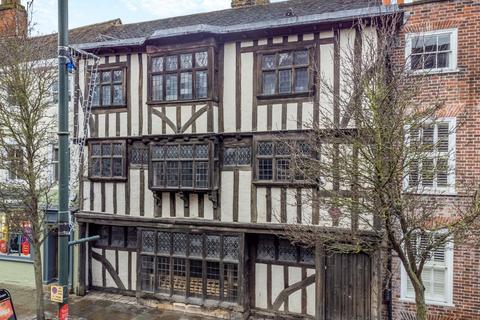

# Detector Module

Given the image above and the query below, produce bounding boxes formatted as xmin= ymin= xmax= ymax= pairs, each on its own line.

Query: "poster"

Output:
xmin=0 ymin=290 xmax=16 ymax=320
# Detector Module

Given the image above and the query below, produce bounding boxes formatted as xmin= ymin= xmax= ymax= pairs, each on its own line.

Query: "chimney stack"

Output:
xmin=0 ymin=0 xmax=27 ymax=37
xmin=231 ymin=0 xmax=270 ymax=8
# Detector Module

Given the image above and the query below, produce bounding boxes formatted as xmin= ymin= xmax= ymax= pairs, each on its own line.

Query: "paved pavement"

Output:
xmin=1 ymin=283 xmax=215 ymax=320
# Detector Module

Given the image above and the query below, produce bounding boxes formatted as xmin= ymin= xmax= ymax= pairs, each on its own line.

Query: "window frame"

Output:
xmin=222 ymin=139 xmax=252 ymax=170
xmin=147 ymin=47 xmax=214 ymax=105
xmin=403 ymin=118 xmax=456 ymax=194
xmin=256 ymin=45 xmax=314 ymax=100
xmin=88 ymin=140 xmax=127 ymax=181
xmin=253 ymin=137 xmax=314 ymax=186
xmin=149 ymin=141 xmax=214 ymax=192
xmin=91 ymin=62 xmax=128 ymax=110
xmin=405 ymin=28 xmax=458 ymax=74
xmin=400 ymin=234 xmax=454 ymax=306
xmin=7 ymin=145 xmax=24 ymax=181
xmin=137 ymin=228 xmax=243 ymax=305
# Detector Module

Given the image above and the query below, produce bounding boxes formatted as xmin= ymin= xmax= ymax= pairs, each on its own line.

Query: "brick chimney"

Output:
xmin=0 ymin=0 xmax=27 ymax=37
xmin=231 ymin=0 xmax=270 ymax=8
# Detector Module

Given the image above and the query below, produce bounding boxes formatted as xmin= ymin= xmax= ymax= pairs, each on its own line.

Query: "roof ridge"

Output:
xmin=32 ymin=18 xmax=123 ymax=39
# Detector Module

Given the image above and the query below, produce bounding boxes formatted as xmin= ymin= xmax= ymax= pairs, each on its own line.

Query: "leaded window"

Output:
xmin=256 ymin=235 xmax=314 ymax=266
xmin=92 ymin=66 xmax=126 ymax=108
xmin=255 ymin=140 xmax=311 ymax=183
xmin=149 ymin=50 xmax=210 ymax=102
xmin=130 ymin=141 xmax=149 ymax=166
xmin=223 ymin=146 xmax=251 ymax=167
xmin=150 ymin=143 xmax=211 ymax=190
xmin=139 ymin=230 xmax=242 ymax=303
xmin=260 ymin=50 xmax=310 ymax=96
xmin=89 ymin=141 xmax=126 ymax=179
xmin=91 ymin=225 xmax=137 ymax=249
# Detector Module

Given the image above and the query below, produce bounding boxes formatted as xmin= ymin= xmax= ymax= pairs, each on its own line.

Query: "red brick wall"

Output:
xmin=391 ymin=0 xmax=480 ymax=319
xmin=0 ymin=3 xmax=27 ymax=37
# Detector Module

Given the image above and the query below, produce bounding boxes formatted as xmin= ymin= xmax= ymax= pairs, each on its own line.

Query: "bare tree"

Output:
xmin=282 ymin=12 xmax=480 ymax=320
xmin=0 ymin=9 xmax=57 ymax=320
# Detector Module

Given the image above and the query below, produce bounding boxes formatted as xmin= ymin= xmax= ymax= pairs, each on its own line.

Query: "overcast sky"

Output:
xmin=25 ymin=0 xmax=282 ymax=35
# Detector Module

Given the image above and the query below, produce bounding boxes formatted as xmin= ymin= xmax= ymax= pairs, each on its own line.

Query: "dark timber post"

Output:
xmin=57 ymin=0 xmax=70 ymax=317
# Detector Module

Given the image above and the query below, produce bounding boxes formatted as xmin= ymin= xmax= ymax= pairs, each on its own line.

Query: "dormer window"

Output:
xmin=148 ymin=50 xmax=211 ymax=103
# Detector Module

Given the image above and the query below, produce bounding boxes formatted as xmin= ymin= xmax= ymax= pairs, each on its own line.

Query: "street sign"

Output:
xmin=0 ymin=289 xmax=17 ymax=320
xmin=50 ymin=285 xmax=65 ymax=303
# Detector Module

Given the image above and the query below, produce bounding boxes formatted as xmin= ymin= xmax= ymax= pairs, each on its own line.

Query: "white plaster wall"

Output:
xmin=240 ymin=52 xmax=253 ymax=132
xmin=255 ymin=263 xmax=268 ymax=309
xmin=306 ymin=268 xmax=316 ymax=316
xmin=271 ymin=265 xmax=284 ymax=311
xmin=129 ymin=54 xmax=140 ymax=136
xmin=93 ymin=182 xmax=102 ymax=212
xmin=91 ymin=248 xmax=102 ymax=287
xmin=105 ymin=250 xmax=116 ymax=288
xmin=319 ymin=43 xmax=335 ymax=127
xmin=144 ymin=171 xmax=155 ymax=218
xmin=117 ymin=183 xmax=126 ymax=215
xmin=129 ymin=170 xmax=140 ymax=217
xmin=288 ymin=267 xmax=302 ymax=314
xmin=223 ymin=42 xmax=237 ymax=133
xmin=118 ymin=250 xmax=129 ymax=289
xmin=256 ymin=187 xmax=267 ymax=223
xmin=104 ymin=183 xmax=114 ymax=214
xmin=238 ymin=171 xmax=252 ymax=223
xmin=221 ymin=171 xmax=234 ymax=222
xmin=257 ymin=105 xmax=268 ymax=131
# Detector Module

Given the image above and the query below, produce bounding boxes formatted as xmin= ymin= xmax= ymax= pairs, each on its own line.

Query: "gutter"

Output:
xmin=73 ymin=4 xmax=399 ymax=50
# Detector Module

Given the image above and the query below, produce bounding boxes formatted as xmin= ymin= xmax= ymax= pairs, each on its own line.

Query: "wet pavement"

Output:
xmin=1 ymin=283 xmax=215 ymax=320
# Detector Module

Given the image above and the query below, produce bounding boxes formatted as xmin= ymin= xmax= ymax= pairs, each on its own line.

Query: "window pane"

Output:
xmin=189 ymin=260 xmax=204 ymax=297
xmin=424 ymin=53 xmax=436 ymax=69
xmin=112 ymin=143 xmax=122 ymax=156
xmin=295 ymin=68 xmax=309 ymax=92
xmin=294 ymin=50 xmax=308 ymax=65
xmin=112 ymin=158 xmax=123 ymax=177
xmin=172 ymin=233 xmax=187 ymax=255
xmin=180 ymin=72 xmax=193 ymax=100
xmin=262 ymin=71 xmax=276 ymax=95
xmin=278 ymin=239 xmax=297 ymax=262
xmin=276 ymin=159 xmax=290 ymax=180
xmin=258 ymin=159 xmax=273 ymax=180
xmin=166 ymin=74 xmax=178 ymax=101
xmin=262 ymin=55 xmax=275 ymax=70
xmin=180 ymin=54 xmax=193 ymax=69
xmin=91 ymin=158 xmax=101 ymax=176
xmin=102 ymin=71 xmax=111 ymax=83
xmin=195 ymin=144 xmax=208 ymax=159
xmin=424 ymin=35 xmax=437 ymax=53
xmin=258 ymin=141 xmax=274 ymax=155
xmin=195 ymin=71 xmax=208 ymax=99
xmin=300 ymin=247 xmax=315 ymax=264
xmin=411 ymin=36 xmax=423 ymax=54
xmin=437 ymin=158 xmax=448 ymax=187
xmin=97 ymin=225 xmax=109 ymax=246
xmin=432 ymin=269 xmax=446 ymax=299
xmin=279 ymin=52 xmax=293 ymax=67
xmin=237 ymin=146 xmax=251 ymax=165
xmin=166 ymin=161 xmax=179 ymax=187
xmin=437 ymin=123 xmax=449 ymax=152
xmin=152 ymin=75 xmax=163 ymax=101
xmin=223 ymin=148 xmax=236 ymax=166
xmin=102 ymin=85 xmax=111 ymax=105
xmin=278 ymin=70 xmax=292 ymax=94
xmin=142 ymin=231 xmax=156 ymax=253
xmin=166 ymin=56 xmax=178 ymax=71
xmin=172 ymin=258 xmax=186 ymax=294
xmin=153 ymin=162 xmax=165 ymax=187
xmin=276 ymin=141 xmax=290 ymax=155
xmin=257 ymin=237 xmax=275 ymax=260
xmin=92 ymin=143 xmax=101 ymax=156
xmin=411 ymin=54 xmax=423 ymax=70
xmin=111 ymin=226 xmax=125 ymax=247
xmin=195 ymin=161 xmax=209 ymax=188
xmin=92 ymin=85 xmax=100 ymax=106
xmin=165 ymin=145 xmax=179 ymax=159
xmin=422 ymin=125 xmax=434 ymax=151
xmin=102 ymin=159 xmax=111 ymax=176
xmin=223 ymin=236 xmax=240 ymax=261
xmin=195 ymin=51 xmax=208 ymax=68
xmin=206 ymin=261 xmax=220 ymax=298
xmin=157 ymin=232 xmax=171 ymax=255
xmin=180 ymin=145 xmax=193 ymax=158
xmin=112 ymin=85 xmax=123 ymax=105
xmin=181 ymin=162 xmax=193 ymax=187
xmin=223 ymin=263 xmax=238 ymax=302
xmin=140 ymin=255 xmax=155 ymax=291
xmin=206 ymin=235 xmax=220 ymax=258
xmin=102 ymin=144 xmax=111 ymax=156
xmin=409 ymin=159 xmax=419 ymax=188
xmin=437 ymin=34 xmax=450 ymax=51
xmin=189 ymin=234 xmax=203 ymax=258
xmin=127 ymin=227 xmax=137 ymax=248
xmin=437 ymin=52 xmax=449 ymax=68
xmin=156 ymin=256 xmax=170 ymax=293
xmin=152 ymin=57 xmax=164 ymax=73
xmin=152 ymin=145 xmax=164 ymax=160
xmin=113 ymin=70 xmax=123 ymax=82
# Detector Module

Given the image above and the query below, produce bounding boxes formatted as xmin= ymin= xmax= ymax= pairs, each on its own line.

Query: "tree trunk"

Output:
xmin=33 ymin=241 xmax=45 ymax=320
xmin=414 ymin=284 xmax=428 ymax=320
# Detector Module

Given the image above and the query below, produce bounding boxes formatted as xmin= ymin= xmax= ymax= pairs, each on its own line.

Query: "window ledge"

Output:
xmin=149 ymin=187 xmax=211 ymax=192
xmin=91 ymin=106 xmax=128 ymax=113
xmin=147 ymin=98 xmax=214 ymax=106
xmin=253 ymin=180 xmax=317 ymax=188
xmin=399 ymin=297 xmax=454 ymax=308
xmin=0 ymin=255 xmax=33 ymax=263
xmin=257 ymin=91 xmax=313 ymax=101
xmin=88 ymin=177 xmax=128 ymax=182
xmin=403 ymin=188 xmax=457 ymax=196
xmin=407 ymin=68 xmax=461 ymax=76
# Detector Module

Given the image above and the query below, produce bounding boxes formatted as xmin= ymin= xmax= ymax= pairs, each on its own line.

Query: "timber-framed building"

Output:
xmin=68 ymin=0 xmax=469 ymax=319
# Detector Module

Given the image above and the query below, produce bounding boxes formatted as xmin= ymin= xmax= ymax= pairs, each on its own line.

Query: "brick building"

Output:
xmin=384 ymin=0 xmax=480 ymax=319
